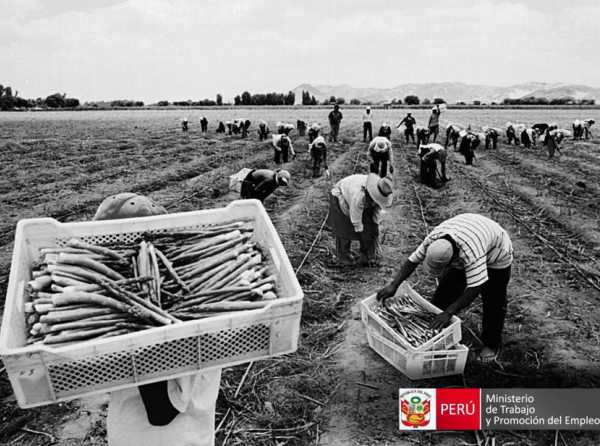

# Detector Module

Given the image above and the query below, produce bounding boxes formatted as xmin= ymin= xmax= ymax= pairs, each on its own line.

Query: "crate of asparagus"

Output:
xmin=365 ymin=329 xmax=468 ymax=379
xmin=0 ymin=200 xmax=303 ymax=408
xmin=360 ymin=283 xmax=462 ymax=353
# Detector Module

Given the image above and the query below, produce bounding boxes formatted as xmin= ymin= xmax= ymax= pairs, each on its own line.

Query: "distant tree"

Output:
xmin=234 ymin=95 xmax=241 ymax=106
xmin=350 ymin=98 xmax=361 ymax=105
xmin=336 ymin=97 xmax=345 ymax=105
xmin=157 ymin=100 xmax=170 ymax=106
xmin=216 ymin=94 xmax=222 ymax=106
xmin=134 ymin=101 xmax=144 ymax=107
xmin=329 ymin=95 xmax=336 ymax=104
xmin=404 ymin=95 xmax=419 ymax=105
xmin=241 ymin=91 xmax=252 ymax=105
xmin=310 ymin=95 xmax=317 ymax=105
xmin=302 ymin=90 xmax=311 ymax=105
xmin=64 ymin=98 xmax=80 ymax=107
xmin=44 ymin=93 xmax=65 ymax=108
xmin=285 ymin=91 xmax=295 ymax=105
xmin=422 ymin=98 xmax=431 ymax=105
xmin=391 ymin=98 xmax=402 ymax=105
xmin=473 ymin=100 xmax=481 ymax=106
xmin=433 ymin=98 xmax=446 ymax=104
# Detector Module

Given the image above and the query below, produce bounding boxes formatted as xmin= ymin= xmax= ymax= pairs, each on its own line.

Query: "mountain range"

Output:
xmin=292 ymin=82 xmax=600 ymax=104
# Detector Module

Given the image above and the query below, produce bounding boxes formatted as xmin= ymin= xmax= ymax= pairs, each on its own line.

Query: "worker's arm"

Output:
xmin=430 ymin=285 xmax=482 ymax=330
xmin=376 ymin=259 xmax=418 ymax=302
xmin=398 ymin=118 xmax=406 ymax=128
xmin=289 ymin=141 xmax=296 ymax=157
xmin=138 ymin=381 xmax=179 ymax=426
xmin=349 ymin=191 xmax=365 ymax=233
xmin=388 ymin=144 xmax=394 ymax=172
xmin=323 ymin=148 xmax=328 ymax=169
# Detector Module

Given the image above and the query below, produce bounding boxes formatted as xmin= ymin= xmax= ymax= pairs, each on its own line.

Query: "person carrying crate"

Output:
xmin=240 ymin=169 xmax=291 ymax=202
xmin=94 ymin=193 xmax=222 ymax=446
xmin=327 ymin=173 xmax=394 ymax=266
xmin=376 ymin=213 xmax=513 ymax=362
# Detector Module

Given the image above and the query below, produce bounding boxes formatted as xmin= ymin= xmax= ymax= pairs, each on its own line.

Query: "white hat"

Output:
xmin=276 ymin=170 xmax=291 ymax=185
xmin=424 ymin=239 xmax=453 ymax=277
xmin=366 ymin=173 xmax=393 ymax=208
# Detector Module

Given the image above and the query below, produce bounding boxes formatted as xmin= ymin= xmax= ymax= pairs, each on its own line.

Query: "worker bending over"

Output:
xmin=327 ymin=174 xmax=393 ymax=266
xmin=377 ymin=213 xmax=513 ymax=362
xmin=309 ymin=135 xmax=329 ymax=178
xmin=418 ymin=143 xmax=449 ymax=187
xmin=271 ymin=134 xmax=295 ymax=165
xmin=378 ymin=122 xmax=392 ymax=139
xmin=367 ymin=136 xmax=394 ymax=177
xmin=240 ymin=169 xmax=291 ymax=202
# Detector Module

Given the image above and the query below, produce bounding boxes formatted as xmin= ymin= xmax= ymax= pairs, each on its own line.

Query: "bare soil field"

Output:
xmin=0 ymin=108 xmax=598 ymax=445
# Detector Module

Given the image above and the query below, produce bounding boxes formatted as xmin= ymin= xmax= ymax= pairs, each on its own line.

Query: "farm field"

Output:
xmin=0 ymin=107 xmax=599 ymax=445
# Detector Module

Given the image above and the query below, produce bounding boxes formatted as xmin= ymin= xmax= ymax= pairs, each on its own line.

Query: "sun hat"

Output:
xmin=94 ymin=193 xmax=167 ymax=221
xmin=365 ymin=173 xmax=393 ymax=208
xmin=424 ymin=238 xmax=453 ymax=277
xmin=276 ymin=170 xmax=291 ymax=186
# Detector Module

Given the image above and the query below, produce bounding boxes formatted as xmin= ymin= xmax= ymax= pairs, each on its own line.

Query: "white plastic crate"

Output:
xmin=229 ymin=168 xmax=252 ymax=193
xmin=0 ymin=200 xmax=303 ymax=408
xmin=360 ymin=283 xmax=462 ymax=352
xmin=366 ymin=329 xmax=468 ymax=380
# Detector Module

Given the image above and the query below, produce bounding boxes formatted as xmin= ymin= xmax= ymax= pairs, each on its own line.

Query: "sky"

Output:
xmin=2 ymin=0 xmax=600 ymax=103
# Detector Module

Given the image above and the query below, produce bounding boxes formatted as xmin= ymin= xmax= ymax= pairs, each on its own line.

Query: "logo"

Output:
xmin=399 ymin=389 xmax=436 ymax=430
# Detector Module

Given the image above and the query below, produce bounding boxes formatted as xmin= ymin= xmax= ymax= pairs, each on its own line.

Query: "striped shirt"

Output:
xmin=408 ymin=214 xmax=513 ymax=288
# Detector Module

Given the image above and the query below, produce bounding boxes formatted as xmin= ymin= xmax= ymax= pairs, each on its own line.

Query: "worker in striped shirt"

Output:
xmin=377 ymin=213 xmax=513 ymax=362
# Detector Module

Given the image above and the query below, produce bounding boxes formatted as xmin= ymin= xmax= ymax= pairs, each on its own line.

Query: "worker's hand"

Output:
xmin=376 ymin=283 xmax=398 ymax=303
xmin=389 ymin=165 xmax=394 ymax=174
xmin=324 ymin=169 xmax=331 ymax=179
xmin=430 ymin=311 xmax=452 ymax=330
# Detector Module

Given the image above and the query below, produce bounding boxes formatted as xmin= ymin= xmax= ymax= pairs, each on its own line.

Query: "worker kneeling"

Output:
xmin=368 ymin=136 xmax=394 ymax=177
xmin=418 ymin=143 xmax=449 ymax=188
xmin=240 ymin=169 xmax=290 ymax=202
xmin=309 ymin=136 xmax=329 ymax=178
xmin=327 ymin=174 xmax=394 ymax=266
xmin=377 ymin=213 xmax=513 ymax=362
xmin=95 ymin=193 xmax=222 ymax=446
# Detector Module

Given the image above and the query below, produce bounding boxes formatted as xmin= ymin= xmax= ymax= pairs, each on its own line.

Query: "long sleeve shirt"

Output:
xmin=362 ymin=111 xmax=373 ymax=123
xmin=331 ymin=174 xmax=381 ymax=233
xmin=408 ymin=213 xmax=513 ymax=288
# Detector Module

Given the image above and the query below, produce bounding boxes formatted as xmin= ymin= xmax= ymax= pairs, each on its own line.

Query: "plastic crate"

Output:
xmin=0 ymin=200 xmax=303 ymax=408
xmin=366 ymin=329 xmax=468 ymax=380
xmin=360 ymin=283 xmax=462 ymax=352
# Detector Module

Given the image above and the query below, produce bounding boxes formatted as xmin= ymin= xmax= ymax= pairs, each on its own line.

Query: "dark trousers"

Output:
xmin=404 ymin=128 xmax=415 ymax=143
xmin=330 ymin=123 xmax=340 ymax=142
xmin=432 ymin=266 xmax=511 ymax=349
xmin=420 ymin=159 xmax=436 ymax=187
xmin=308 ymin=130 xmax=319 ymax=144
xmin=311 ymin=147 xmax=326 ymax=177
xmin=200 ymin=122 xmax=207 ymax=132
xmin=363 ymin=122 xmax=373 ymax=141
xmin=274 ymin=147 xmax=289 ymax=164
xmin=370 ymin=151 xmax=390 ymax=177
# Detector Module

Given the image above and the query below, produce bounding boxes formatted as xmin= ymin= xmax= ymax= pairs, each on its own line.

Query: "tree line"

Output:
xmin=233 ymin=91 xmax=295 ymax=106
xmin=502 ymin=96 xmax=595 ymax=106
xmin=0 ymin=84 xmax=81 ymax=110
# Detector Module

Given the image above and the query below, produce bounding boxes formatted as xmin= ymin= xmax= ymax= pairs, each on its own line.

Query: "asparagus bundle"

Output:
xmin=23 ymin=219 xmax=280 ymax=347
xmin=375 ymin=293 xmax=443 ymax=348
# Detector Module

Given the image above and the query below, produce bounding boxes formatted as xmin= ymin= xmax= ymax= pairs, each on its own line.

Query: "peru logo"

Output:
xmin=399 ymin=389 xmax=437 ymax=430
